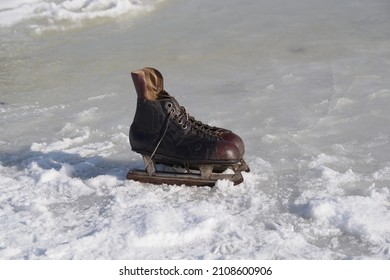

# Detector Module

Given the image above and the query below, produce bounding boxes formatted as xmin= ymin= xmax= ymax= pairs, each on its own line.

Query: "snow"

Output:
xmin=1 ymin=0 xmax=390 ymax=259
xmin=0 ymin=0 xmax=161 ymax=33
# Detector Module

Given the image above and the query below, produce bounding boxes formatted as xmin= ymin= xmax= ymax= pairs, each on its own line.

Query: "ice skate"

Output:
xmin=127 ymin=67 xmax=248 ymax=186
xmin=131 ymin=67 xmax=250 ymax=172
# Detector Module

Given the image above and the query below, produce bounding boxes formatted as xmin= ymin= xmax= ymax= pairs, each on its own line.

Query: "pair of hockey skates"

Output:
xmin=127 ymin=67 xmax=249 ymax=186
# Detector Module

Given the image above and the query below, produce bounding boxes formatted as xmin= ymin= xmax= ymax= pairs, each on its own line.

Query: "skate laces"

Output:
xmin=167 ymin=101 xmax=222 ymax=138
xmin=146 ymin=96 xmax=221 ymax=170
xmin=146 ymin=109 xmax=171 ymax=170
xmin=187 ymin=116 xmax=225 ymax=136
xmin=147 ymin=99 xmax=190 ymax=167
xmin=160 ymin=91 xmax=222 ymax=136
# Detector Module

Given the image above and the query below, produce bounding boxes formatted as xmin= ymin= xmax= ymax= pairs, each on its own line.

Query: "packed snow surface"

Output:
xmin=1 ymin=0 xmax=390 ymax=259
xmin=0 ymin=0 xmax=161 ymax=33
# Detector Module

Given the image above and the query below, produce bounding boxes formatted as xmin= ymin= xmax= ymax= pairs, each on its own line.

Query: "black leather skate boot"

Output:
xmin=133 ymin=67 xmax=249 ymax=171
xmin=127 ymin=67 xmax=245 ymax=186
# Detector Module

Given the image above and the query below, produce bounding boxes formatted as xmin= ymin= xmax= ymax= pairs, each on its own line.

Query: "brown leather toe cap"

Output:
xmin=221 ymin=131 xmax=245 ymax=157
xmin=214 ymin=140 xmax=240 ymax=162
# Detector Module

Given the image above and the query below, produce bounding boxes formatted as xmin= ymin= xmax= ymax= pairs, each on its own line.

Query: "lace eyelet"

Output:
xmin=165 ymin=102 xmax=173 ymax=109
xmin=182 ymin=124 xmax=188 ymax=129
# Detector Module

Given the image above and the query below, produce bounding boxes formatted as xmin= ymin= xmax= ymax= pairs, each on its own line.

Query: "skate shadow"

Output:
xmin=0 ymin=146 xmax=138 ymax=180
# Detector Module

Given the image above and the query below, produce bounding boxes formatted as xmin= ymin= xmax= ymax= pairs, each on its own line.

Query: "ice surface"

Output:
xmin=1 ymin=0 xmax=390 ymax=259
xmin=0 ymin=0 xmax=161 ymax=33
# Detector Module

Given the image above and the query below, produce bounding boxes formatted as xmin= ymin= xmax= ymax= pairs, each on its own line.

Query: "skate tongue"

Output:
xmin=131 ymin=67 xmax=165 ymax=101
xmin=158 ymin=90 xmax=172 ymax=99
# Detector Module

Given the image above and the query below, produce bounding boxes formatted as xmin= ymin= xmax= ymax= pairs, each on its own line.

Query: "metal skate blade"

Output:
xmin=127 ymin=169 xmax=243 ymax=187
xmin=212 ymin=159 xmax=250 ymax=173
xmin=239 ymin=158 xmax=250 ymax=172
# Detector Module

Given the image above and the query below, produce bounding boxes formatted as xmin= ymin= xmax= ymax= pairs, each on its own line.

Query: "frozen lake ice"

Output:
xmin=1 ymin=0 xmax=390 ymax=259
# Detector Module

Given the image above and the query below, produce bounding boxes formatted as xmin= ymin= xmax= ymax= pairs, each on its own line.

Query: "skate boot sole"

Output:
xmin=132 ymin=149 xmax=240 ymax=167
